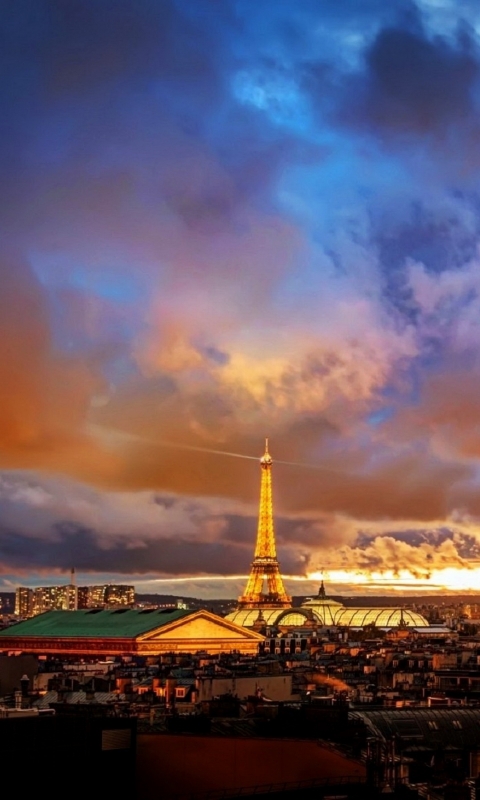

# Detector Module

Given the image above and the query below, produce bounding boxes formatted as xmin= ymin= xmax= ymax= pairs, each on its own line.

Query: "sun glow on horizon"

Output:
xmin=308 ymin=566 xmax=480 ymax=593
xmin=137 ymin=565 xmax=480 ymax=594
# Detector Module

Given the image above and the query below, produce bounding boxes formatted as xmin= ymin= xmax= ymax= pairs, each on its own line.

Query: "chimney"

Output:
xmin=165 ymin=677 xmax=176 ymax=712
xmin=20 ymin=674 xmax=30 ymax=698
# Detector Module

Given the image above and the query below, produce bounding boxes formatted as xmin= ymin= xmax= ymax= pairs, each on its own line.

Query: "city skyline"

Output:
xmin=3 ymin=2 xmax=480 ymax=598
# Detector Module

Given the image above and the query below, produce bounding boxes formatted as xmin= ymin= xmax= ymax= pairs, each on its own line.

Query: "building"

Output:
xmin=80 ymin=584 xmax=105 ymax=608
xmin=33 ymin=584 xmax=77 ymax=615
xmin=1 ymin=714 xmax=136 ymax=793
xmin=105 ymin=584 xmax=135 ymax=607
xmin=226 ymin=443 xmax=429 ymax=632
xmin=77 ymin=584 xmax=135 ymax=609
xmin=352 ymin=707 xmax=480 ymax=789
xmin=14 ymin=587 xmax=33 ymax=617
xmin=136 ymin=733 xmax=366 ymax=800
xmin=0 ymin=607 xmax=264 ymax=656
xmin=15 ymin=581 xmax=134 ymax=617
xmin=15 ymin=583 xmax=78 ymax=617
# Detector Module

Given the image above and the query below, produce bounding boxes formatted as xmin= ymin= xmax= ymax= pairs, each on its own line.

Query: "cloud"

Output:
xmin=3 ymin=1 xmax=480 ymax=593
xmin=337 ymin=24 xmax=480 ymax=144
xmin=0 ymin=471 xmax=311 ymax=578
xmin=0 ymin=253 xmax=122 ymax=481
xmin=0 ymin=465 xmax=477 ymax=584
xmin=319 ymin=534 xmax=468 ymax=577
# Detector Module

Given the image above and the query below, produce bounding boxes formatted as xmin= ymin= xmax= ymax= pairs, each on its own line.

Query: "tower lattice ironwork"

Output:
xmin=238 ymin=439 xmax=291 ymax=609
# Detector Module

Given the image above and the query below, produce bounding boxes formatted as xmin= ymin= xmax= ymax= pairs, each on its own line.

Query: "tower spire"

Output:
xmin=238 ymin=440 xmax=291 ymax=609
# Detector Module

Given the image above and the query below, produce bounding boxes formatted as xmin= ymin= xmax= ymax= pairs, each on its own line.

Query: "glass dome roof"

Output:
xmin=225 ymin=603 xmax=429 ymax=628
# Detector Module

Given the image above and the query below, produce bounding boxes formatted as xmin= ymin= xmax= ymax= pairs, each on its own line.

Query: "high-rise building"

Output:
xmin=15 ymin=585 xmax=76 ymax=617
xmin=76 ymin=584 xmax=135 ymax=609
xmin=32 ymin=585 xmax=77 ymax=615
xmin=83 ymin=585 xmax=106 ymax=608
xmin=15 ymin=583 xmax=134 ymax=617
xmin=76 ymin=586 xmax=89 ymax=609
xmin=104 ymin=584 xmax=135 ymax=607
xmin=15 ymin=587 xmax=34 ymax=617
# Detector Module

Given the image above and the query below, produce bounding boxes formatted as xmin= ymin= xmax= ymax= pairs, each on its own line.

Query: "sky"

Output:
xmin=3 ymin=0 xmax=480 ymax=599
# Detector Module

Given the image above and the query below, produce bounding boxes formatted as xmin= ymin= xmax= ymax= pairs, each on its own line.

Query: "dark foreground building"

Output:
xmin=0 ymin=714 xmax=136 ymax=793
xmin=136 ymin=730 xmax=366 ymax=800
xmin=352 ymin=707 xmax=480 ymax=795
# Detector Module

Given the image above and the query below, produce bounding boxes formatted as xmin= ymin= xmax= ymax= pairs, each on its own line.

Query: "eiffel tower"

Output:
xmin=237 ymin=439 xmax=292 ymax=609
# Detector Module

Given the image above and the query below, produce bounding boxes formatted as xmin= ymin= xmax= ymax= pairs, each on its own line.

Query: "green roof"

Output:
xmin=0 ymin=608 xmax=191 ymax=638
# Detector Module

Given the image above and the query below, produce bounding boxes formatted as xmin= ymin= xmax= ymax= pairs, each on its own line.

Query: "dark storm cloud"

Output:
xmin=218 ymin=513 xmax=324 ymax=549
xmin=372 ymin=201 xmax=480 ymax=322
xmin=0 ymin=0 xmax=225 ymax=107
xmin=0 ymin=516 xmax=305 ymax=577
xmin=337 ymin=24 xmax=480 ymax=142
xmin=454 ymin=533 xmax=480 ymax=559
xmin=376 ymin=203 xmax=479 ymax=277
xmin=0 ymin=0 xmax=323 ymax=242
xmin=0 ymin=0 xmax=229 ymax=234
xmin=355 ymin=527 xmax=455 ymax=549
xmin=0 ymin=520 xmax=243 ymax=574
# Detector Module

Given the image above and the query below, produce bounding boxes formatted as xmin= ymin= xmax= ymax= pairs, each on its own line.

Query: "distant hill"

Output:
xmin=135 ymin=594 xmax=236 ymax=614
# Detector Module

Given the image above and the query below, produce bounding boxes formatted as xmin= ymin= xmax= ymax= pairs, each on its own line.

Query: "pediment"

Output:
xmin=139 ymin=610 xmax=264 ymax=642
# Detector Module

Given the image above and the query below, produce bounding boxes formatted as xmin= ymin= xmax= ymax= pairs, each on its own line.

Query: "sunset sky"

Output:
xmin=3 ymin=0 xmax=480 ymax=598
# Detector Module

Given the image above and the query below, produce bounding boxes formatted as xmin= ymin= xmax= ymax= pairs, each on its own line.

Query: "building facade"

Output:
xmin=15 ymin=582 xmax=134 ymax=617
xmin=15 ymin=584 xmax=77 ymax=617
xmin=0 ymin=608 xmax=265 ymax=656
xmin=77 ymin=584 xmax=135 ymax=608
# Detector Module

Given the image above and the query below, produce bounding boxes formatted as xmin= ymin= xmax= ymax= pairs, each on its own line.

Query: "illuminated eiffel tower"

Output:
xmin=237 ymin=439 xmax=292 ymax=609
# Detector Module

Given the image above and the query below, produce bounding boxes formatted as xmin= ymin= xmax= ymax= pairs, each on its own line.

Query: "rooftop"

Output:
xmin=0 ymin=608 xmax=191 ymax=639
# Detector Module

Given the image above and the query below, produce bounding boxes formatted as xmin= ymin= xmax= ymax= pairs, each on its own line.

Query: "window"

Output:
xmin=175 ymin=687 xmax=186 ymax=698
